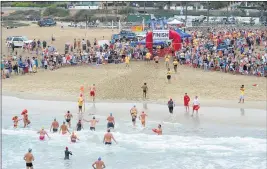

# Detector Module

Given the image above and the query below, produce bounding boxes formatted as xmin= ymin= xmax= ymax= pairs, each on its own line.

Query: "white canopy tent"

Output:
xmin=167 ymin=19 xmax=183 ymax=25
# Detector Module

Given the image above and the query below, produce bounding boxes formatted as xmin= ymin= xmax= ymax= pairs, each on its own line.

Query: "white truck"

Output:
xmin=6 ymin=36 xmax=33 ymax=48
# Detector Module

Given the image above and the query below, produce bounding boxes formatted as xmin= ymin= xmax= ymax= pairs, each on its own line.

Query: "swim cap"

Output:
xmin=93 ymin=116 xmax=95 ymax=119
xmin=110 ymin=113 xmax=112 ymax=116
xmin=42 ymin=126 xmax=44 ymax=130
xmin=66 ymin=147 xmax=68 ymax=149
xmin=98 ymin=157 xmax=101 ymax=161
xmin=28 ymin=148 xmax=32 ymax=152
xmin=134 ymin=105 xmax=136 ymax=107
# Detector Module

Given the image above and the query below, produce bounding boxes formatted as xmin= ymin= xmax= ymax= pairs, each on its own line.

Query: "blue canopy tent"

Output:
xmin=175 ymin=29 xmax=191 ymax=39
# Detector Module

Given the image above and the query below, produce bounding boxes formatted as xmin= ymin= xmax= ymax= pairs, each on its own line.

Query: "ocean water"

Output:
xmin=2 ymin=96 xmax=266 ymax=169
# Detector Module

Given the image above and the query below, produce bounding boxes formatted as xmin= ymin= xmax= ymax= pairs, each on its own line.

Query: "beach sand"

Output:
xmin=2 ymin=25 xmax=267 ymax=110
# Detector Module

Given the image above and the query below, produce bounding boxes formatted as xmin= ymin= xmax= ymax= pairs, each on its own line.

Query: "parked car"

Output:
xmin=119 ymin=30 xmax=137 ymax=41
xmin=6 ymin=36 xmax=32 ymax=48
xmin=38 ymin=18 xmax=56 ymax=27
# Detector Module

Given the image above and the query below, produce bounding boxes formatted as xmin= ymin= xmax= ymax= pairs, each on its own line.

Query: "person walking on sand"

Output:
xmin=65 ymin=111 xmax=73 ymax=128
xmin=78 ymin=94 xmax=84 ymax=113
xmin=84 ymin=116 xmax=99 ymax=131
xmin=59 ymin=121 xmax=70 ymax=135
xmin=90 ymin=84 xmax=96 ymax=102
xmin=192 ymin=96 xmax=200 ymax=117
xmin=50 ymin=118 xmax=59 ymax=133
xmin=125 ymin=55 xmax=130 ymax=68
xmin=92 ymin=157 xmax=106 ymax=169
xmin=139 ymin=111 xmax=147 ymax=127
xmin=173 ymin=59 xmax=178 ymax=73
xmin=103 ymin=129 xmax=117 ymax=145
xmin=141 ymin=83 xmax=148 ymax=99
xmin=24 ymin=148 xmax=34 ymax=169
xmin=167 ymin=98 xmax=175 ymax=114
xmin=184 ymin=93 xmax=190 ymax=113
xmin=238 ymin=85 xmax=245 ymax=103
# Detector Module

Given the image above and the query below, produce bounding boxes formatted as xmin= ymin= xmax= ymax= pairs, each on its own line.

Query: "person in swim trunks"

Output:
xmin=24 ymin=148 xmax=34 ymax=169
xmin=65 ymin=111 xmax=73 ymax=128
xmin=37 ymin=127 xmax=50 ymax=140
xmin=92 ymin=157 xmax=106 ymax=169
xmin=130 ymin=105 xmax=138 ymax=126
xmin=76 ymin=120 xmax=83 ymax=131
xmin=59 ymin=122 xmax=70 ymax=135
xmin=50 ymin=118 xmax=59 ymax=133
xmin=141 ymin=83 xmax=148 ymax=99
xmin=103 ymin=129 xmax=117 ymax=145
xmin=84 ymin=116 xmax=99 ymax=131
xmin=106 ymin=113 xmax=115 ymax=129
xmin=78 ymin=94 xmax=84 ymax=113
xmin=139 ymin=111 xmax=148 ymax=127
xmin=64 ymin=147 xmax=72 ymax=160
xmin=90 ymin=84 xmax=96 ymax=102
xmin=70 ymin=131 xmax=79 ymax=143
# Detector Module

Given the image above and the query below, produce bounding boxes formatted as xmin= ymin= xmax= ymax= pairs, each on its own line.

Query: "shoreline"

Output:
xmin=2 ymin=90 xmax=266 ymax=110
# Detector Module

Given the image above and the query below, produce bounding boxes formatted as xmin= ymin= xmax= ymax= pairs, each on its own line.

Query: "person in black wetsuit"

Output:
xmin=76 ymin=120 xmax=83 ymax=131
xmin=64 ymin=147 xmax=72 ymax=160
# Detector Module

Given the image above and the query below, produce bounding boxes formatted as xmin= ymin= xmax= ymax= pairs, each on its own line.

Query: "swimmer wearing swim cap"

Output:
xmin=106 ymin=113 xmax=115 ymax=129
xmin=64 ymin=147 xmax=72 ymax=160
xmin=50 ymin=118 xmax=59 ymax=133
xmin=92 ymin=157 xmax=106 ymax=169
xmin=84 ymin=116 xmax=99 ymax=131
xmin=24 ymin=148 xmax=34 ymax=168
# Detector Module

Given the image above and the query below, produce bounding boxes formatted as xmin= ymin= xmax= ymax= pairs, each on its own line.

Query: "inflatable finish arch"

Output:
xmin=146 ymin=30 xmax=182 ymax=52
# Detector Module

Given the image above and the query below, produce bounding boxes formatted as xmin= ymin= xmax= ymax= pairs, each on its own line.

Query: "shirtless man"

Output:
xmin=50 ymin=118 xmax=59 ymax=133
xmin=92 ymin=157 xmax=106 ymax=169
xmin=37 ymin=127 xmax=50 ymax=141
xmin=90 ymin=84 xmax=96 ymax=102
xmin=141 ymin=83 xmax=148 ymax=99
xmin=139 ymin=111 xmax=148 ymax=127
xmin=23 ymin=113 xmax=31 ymax=128
xmin=84 ymin=116 xmax=99 ymax=131
xmin=24 ymin=148 xmax=34 ymax=169
xmin=76 ymin=120 xmax=83 ymax=131
xmin=65 ymin=111 xmax=73 ymax=128
xmin=59 ymin=122 xmax=70 ymax=135
xmin=106 ymin=113 xmax=115 ymax=129
xmin=103 ymin=129 xmax=117 ymax=145
xmin=70 ymin=131 xmax=79 ymax=143
xmin=130 ymin=105 xmax=138 ymax=126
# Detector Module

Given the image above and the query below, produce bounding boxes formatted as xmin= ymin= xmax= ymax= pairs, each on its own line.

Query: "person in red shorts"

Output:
xmin=184 ymin=93 xmax=190 ymax=113
xmin=89 ymin=84 xmax=96 ymax=102
xmin=192 ymin=96 xmax=200 ymax=116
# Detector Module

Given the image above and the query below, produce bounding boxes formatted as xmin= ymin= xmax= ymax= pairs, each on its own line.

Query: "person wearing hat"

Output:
xmin=92 ymin=157 xmax=106 ymax=169
xmin=24 ymin=148 xmax=34 ymax=169
xmin=64 ymin=147 xmax=72 ymax=160
xmin=106 ymin=113 xmax=115 ymax=129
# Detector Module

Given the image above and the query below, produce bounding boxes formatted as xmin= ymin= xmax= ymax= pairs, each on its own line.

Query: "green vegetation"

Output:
xmin=2 ymin=21 xmax=30 ymax=28
xmin=72 ymin=10 xmax=94 ymax=21
xmin=118 ymin=7 xmax=135 ymax=15
xmin=10 ymin=2 xmax=55 ymax=8
xmin=43 ymin=6 xmax=70 ymax=17
xmin=2 ymin=10 xmax=41 ymax=20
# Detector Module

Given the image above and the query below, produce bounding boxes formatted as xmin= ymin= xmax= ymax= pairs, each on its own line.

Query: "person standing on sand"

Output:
xmin=192 ymin=96 xmax=200 ymax=116
xmin=125 ymin=55 xmax=130 ymax=67
xmin=50 ymin=118 xmax=59 ymax=133
xmin=139 ymin=111 xmax=147 ymax=127
xmin=173 ymin=59 xmax=178 ymax=73
xmin=184 ymin=93 xmax=190 ymax=113
xmin=90 ymin=84 xmax=96 ymax=102
xmin=166 ymin=68 xmax=172 ymax=83
xmin=84 ymin=116 xmax=99 ymax=131
xmin=141 ymin=83 xmax=148 ymax=99
xmin=24 ymin=148 xmax=34 ymax=169
xmin=167 ymin=98 xmax=175 ymax=114
xmin=92 ymin=157 xmax=106 ymax=169
xmin=238 ymin=85 xmax=245 ymax=103
xmin=59 ymin=121 xmax=70 ymax=135
xmin=154 ymin=55 xmax=159 ymax=68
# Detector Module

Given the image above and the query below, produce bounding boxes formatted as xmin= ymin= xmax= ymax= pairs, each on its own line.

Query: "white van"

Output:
xmin=6 ymin=36 xmax=33 ymax=48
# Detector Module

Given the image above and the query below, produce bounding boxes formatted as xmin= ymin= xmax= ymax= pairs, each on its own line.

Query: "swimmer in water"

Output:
xmin=70 ymin=131 xmax=79 ymax=143
xmin=139 ymin=111 xmax=148 ymax=127
xmin=130 ymin=105 xmax=138 ymax=126
xmin=37 ymin=127 xmax=50 ymax=140
xmin=92 ymin=157 xmax=106 ymax=169
xmin=103 ymin=129 xmax=117 ymax=145
xmin=50 ymin=118 xmax=59 ymax=133
xmin=23 ymin=112 xmax=31 ymax=128
xmin=76 ymin=120 xmax=83 ymax=131
xmin=106 ymin=113 xmax=115 ymax=129
xmin=155 ymin=124 xmax=162 ymax=135
xmin=78 ymin=94 xmax=84 ymax=113
xmin=83 ymin=116 xmax=99 ymax=131
xmin=59 ymin=122 xmax=70 ymax=135
xmin=24 ymin=148 xmax=34 ymax=169
xmin=89 ymin=84 xmax=96 ymax=102
xmin=64 ymin=147 xmax=72 ymax=160
xmin=12 ymin=116 xmax=22 ymax=128
xmin=65 ymin=111 xmax=73 ymax=128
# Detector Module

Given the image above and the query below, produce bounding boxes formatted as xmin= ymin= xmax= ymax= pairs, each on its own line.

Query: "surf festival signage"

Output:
xmin=152 ymin=30 xmax=169 ymax=40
